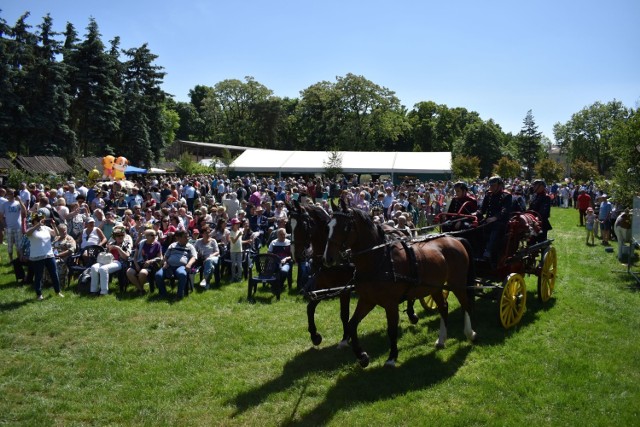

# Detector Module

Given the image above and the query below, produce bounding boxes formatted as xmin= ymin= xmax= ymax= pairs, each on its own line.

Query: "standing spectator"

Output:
xmin=25 ymin=212 xmax=64 ymax=300
xmin=63 ymin=183 xmax=78 ymax=206
xmin=228 ymin=218 xmax=243 ymax=282
xmin=577 ymin=190 xmax=592 ymax=226
xmin=0 ymin=189 xmax=27 ymax=262
xmin=614 ymin=208 xmax=633 ymax=259
xmin=585 ymin=207 xmax=596 ymax=246
xmin=598 ymin=194 xmax=613 ymax=245
xmin=0 ymin=187 xmax=7 ymax=245
xmin=52 ymin=223 xmax=76 ymax=287
xmin=54 ymin=198 xmax=69 ymax=221
xmin=126 ymin=188 xmax=143 ymax=210
xmin=183 ymin=181 xmax=196 ymax=213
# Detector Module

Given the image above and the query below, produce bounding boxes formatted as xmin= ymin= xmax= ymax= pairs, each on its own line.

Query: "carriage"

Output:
xmin=431 ymin=210 xmax=557 ymax=329
xmin=294 ymin=200 xmax=557 ymax=367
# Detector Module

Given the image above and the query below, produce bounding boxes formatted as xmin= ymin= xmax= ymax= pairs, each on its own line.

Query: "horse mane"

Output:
xmin=307 ymin=205 xmax=331 ymax=224
xmin=349 ymin=208 xmax=386 ymax=243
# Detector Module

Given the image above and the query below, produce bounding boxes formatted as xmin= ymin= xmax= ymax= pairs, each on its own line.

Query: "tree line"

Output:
xmin=1 ymin=12 xmax=638 ymax=203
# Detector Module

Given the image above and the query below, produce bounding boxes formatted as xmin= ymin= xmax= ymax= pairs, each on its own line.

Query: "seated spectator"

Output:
xmin=268 ymin=227 xmax=293 ymax=291
xmin=155 ymin=230 xmax=197 ymax=299
xmin=127 ymin=228 xmax=162 ymax=294
xmin=194 ymin=225 xmax=220 ymax=289
xmin=89 ymin=225 xmax=132 ymax=296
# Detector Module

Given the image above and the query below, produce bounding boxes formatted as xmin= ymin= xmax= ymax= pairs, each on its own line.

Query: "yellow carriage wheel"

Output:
xmin=537 ymin=246 xmax=557 ymax=302
xmin=499 ymin=273 xmax=527 ymax=329
xmin=420 ymin=290 xmax=450 ymax=311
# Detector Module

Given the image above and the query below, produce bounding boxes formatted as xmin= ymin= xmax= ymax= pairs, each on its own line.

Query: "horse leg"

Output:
xmin=431 ymin=291 xmax=448 ymax=349
xmin=306 ymin=300 xmax=323 ymax=346
xmin=406 ymin=298 xmax=419 ymax=324
xmin=384 ymin=305 xmax=400 ymax=367
xmin=347 ymin=298 xmax=376 ymax=368
xmin=337 ymin=291 xmax=351 ymax=349
xmin=452 ymin=288 xmax=477 ymax=342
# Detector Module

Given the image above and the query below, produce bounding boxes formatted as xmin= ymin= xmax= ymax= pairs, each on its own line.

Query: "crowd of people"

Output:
xmin=0 ymin=172 xmax=632 ymax=300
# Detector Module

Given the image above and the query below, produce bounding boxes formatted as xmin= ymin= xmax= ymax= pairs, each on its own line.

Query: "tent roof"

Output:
xmin=231 ymin=150 xmax=451 ymax=175
xmin=125 ymin=165 xmax=147 ymax=175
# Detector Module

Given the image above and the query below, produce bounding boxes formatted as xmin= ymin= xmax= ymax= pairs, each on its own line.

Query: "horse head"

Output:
xmin=289 ymin=202 xmax=312 ymax=263
xmin=324 ymin=207 xmax=356 ymax=266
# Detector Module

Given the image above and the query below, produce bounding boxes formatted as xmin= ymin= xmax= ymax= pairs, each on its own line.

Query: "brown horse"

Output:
xmin=323 ymin=203 xmax=477 ymax=367
xmin=289 ymin=202 xmax=421 ymax=348
xmin=289 ymin=202 xmax=353 ymax=348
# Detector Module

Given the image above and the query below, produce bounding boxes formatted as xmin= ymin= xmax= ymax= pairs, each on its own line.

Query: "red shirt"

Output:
xmin=577 ymin=192 xmax=591 ymax=210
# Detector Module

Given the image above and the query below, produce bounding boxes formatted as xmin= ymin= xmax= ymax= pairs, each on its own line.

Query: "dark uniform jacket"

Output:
xmin=529 ymin=193 xmax=552 ymax=231
xmin=447 ymin=194 xmax=478 ymax=215
xmin=479 ymin=190 xmax=512 ymax=223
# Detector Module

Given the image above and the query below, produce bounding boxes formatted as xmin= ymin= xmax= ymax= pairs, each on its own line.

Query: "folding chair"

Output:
xmin=247 ymin=253 xmax=283 ymax=302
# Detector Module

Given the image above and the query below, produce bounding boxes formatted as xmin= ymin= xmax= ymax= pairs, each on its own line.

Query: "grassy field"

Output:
xmin=1 ymin=207 xmax=639 ymax=426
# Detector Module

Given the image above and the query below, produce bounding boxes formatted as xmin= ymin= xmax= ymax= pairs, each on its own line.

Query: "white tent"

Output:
xmin=230 ymin=149 xmax=451 ymax=182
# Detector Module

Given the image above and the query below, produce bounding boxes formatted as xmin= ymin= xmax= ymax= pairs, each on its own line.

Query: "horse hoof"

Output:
xmin=384 ymin=359 xmax=396 ymax=368
xmin=358 ymin=353 xmax=370 ymax=368
xmin=408 ymin=314 xmax=419 ymax=325
xmin=311 ymin=333 xmax=323 ymax=346
xmin=435 ymin=341 xmax=445 ymax=349
xmin=468 ymin=331 xmax=478 ymax=342
xmin=337 ymin=339 xmax=349 ymax=350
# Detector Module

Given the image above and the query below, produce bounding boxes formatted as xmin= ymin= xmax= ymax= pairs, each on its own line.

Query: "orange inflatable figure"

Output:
xmin=102 ymin=155 xmax=115 ymax=180
xmin=113 ymin=156 xmax=128 ymax=181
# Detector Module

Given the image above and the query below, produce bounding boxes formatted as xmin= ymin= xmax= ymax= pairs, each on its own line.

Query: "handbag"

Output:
xmin=97 ymin=252 xmax=115 ymax=265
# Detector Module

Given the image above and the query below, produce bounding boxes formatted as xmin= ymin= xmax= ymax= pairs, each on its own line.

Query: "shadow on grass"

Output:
xmin=229 ymin=330 xmax=471 ymax=425
xmin=0 ymin=297 xmax=35 ymax=311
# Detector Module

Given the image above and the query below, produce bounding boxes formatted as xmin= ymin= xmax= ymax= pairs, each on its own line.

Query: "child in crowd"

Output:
xmin=585 ymin=207 xmax=596 ymax=246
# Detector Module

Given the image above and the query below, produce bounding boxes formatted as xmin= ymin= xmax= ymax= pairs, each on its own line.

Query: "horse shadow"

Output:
xmin=229 ymin=330 xmax=390 ymax=416
xmin=229 ymin=332 xmax=471 ymax=425
xmin=401 ymin=288 xmax=553 ymax=347
xmin=0 ymin=298 xmax=35 ymax=312
xmin=229 ymin=329 xmax=471 ymax=425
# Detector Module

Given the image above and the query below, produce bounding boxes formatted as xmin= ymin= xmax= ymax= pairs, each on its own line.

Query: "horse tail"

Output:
xmin=456 ymin=237 xmax=476 ymax=310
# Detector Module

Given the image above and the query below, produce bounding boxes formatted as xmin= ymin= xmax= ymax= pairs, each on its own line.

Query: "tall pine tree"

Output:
xmin=517 ymin=110 xmax=542 ymax=180
xmin=65 ymin=18 xmax=121 ymax=158
xmin=119 ymin=43 xmax=166 ymax=166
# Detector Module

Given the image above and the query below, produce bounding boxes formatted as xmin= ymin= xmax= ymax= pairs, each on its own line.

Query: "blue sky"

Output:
xmin=3 ymin=0 xmax=639 ymax=141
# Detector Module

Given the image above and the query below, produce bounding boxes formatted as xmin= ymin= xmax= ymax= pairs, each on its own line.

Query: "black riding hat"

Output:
xmin=488 ymin=176 xmax=503 ymax=185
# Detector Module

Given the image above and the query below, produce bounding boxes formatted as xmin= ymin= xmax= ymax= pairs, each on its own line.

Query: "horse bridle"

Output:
xmin=326 ymin=210 xmax=355 ymax=259
xmin=290 ymin=210 xmax=313 ymax=260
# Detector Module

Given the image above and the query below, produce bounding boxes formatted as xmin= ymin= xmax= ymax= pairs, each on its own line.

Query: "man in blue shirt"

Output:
xmin=598 ymin=194 xmax=613 ymax=245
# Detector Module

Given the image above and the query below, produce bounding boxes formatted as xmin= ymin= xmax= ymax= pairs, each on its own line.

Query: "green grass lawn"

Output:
xmin=1 ymin=207 xmax=639 ymax=426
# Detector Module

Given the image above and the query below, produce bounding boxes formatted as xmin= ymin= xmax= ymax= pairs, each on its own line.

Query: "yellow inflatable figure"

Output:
xmin=113 ymin=156 xmax=128 ymax=181
xmin=102 ymin=155 xmax=115 ymax=180
xmin=87 ymin=168 xmax=101 ymax=187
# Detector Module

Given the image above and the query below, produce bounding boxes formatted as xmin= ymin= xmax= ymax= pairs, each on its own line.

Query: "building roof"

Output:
xmin=77 ymin=157 xmax=103 ymax=173
xmin=0 ymin=158 xmax=14 ymax=174
xmin=15 ymin=156 xmax=72 ymax=175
